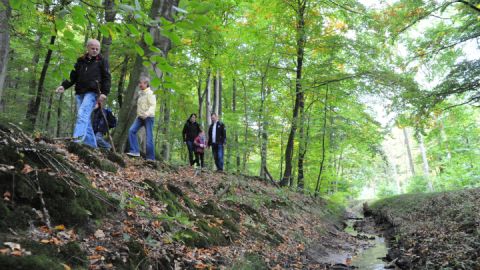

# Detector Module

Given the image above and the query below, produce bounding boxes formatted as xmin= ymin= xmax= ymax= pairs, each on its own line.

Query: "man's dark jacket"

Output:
xmin=208 ymin=121 xmax=226 ymax=146
xmin=62 ymin=54 xmax=111 ymax=95
xmin=183 ymin=121 xmax=201 ymax=142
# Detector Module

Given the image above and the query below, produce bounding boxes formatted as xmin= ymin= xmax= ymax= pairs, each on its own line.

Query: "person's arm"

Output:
xmin=100 ymin=58 xmax=111 ymax=96
xmin=58 ymin=62 xmax=79 ymax=92
xmin=207 ymin=126 xmax=212 ymax=146
xmin=222 ymin=123 xmax=227 ymax=144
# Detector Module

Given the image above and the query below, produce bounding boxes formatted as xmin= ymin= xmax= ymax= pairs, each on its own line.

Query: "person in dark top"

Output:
xmin=92 ymin=101 xmax=116 ymax=149
xmin=182 ymin=113 xmax=201 ymax=166
xmin=55 ymin=39 xmax=111 ymax=148
xmin=208 ymin=113 xmax=226 ymax=171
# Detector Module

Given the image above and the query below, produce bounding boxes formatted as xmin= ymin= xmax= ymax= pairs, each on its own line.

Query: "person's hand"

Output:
xmin=200 ymin=144 xmax=204 ymax=148
xmin=55 ymin=86 xmax=65 ymax=93
xmin=97 ymin=94 xmax=107 ymax=103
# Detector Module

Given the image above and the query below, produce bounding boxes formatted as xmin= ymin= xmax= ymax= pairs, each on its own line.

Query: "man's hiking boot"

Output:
xmin=126 ymin=152 xmax=140 ymax=157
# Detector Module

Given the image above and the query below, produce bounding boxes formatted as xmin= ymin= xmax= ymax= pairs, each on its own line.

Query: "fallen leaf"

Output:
xmin=88 ymin=254 xmax=102 ymax=260
xmin=55 ymin=224 xmax=65 ymax=231
xmin=40 ymin=239 xmax=50 ymax=244
xmin=95 ymin=246 xmax=107 ymax=252
xmin=62 ymin=263 xmax=72 ymax=270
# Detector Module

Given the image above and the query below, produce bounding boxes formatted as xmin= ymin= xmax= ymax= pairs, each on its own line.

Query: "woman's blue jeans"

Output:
xmin=128 ymin=117 xmax=155 ymax=160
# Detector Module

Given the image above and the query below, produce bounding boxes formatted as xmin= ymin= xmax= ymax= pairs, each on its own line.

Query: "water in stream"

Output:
xmin=345 ymin=217 xmax=392 ymax=270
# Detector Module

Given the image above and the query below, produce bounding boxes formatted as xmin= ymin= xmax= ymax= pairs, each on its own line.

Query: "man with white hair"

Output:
xmin=55 ymin=39 xmax=111 ymax=148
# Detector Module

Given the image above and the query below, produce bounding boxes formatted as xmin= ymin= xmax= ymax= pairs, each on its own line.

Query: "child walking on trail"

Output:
xmin=193 ymin=131 xmax=207 ymax=168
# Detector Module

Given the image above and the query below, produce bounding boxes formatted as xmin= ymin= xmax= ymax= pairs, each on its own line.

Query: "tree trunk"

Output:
xmin=206 ymin=70 xmax=212 ymax=127
xmin=26 ymin=34 xmax=42 ymax=114
xmin=26 ymin=35 xmax=56 ymax=129
xmin=296 ymin=101 xmax=306 ymax=189
xmin=101 ymin=0 xmax=116 ymax=60
xmin=315 ymin=86 xmax=329 ymax=196
xmin=241 ymin=80 xmax=248 ymax=173
xmin=280 ymin=0 xmax=306 ymax=186
xmin=113 ymin=0 xmax=180 ymax=152
xmin=0 ymin=0 xmax=10 ymax=103
xmin=213 ymin=70 xmax=219 ymax=116
xmin=403 ymin=128 xmax=415 ymax=176
xmin=232 ymin=78 xmax=240 ymax=172
xmin=297 ymin=111 xmax=311 ymax=191
xmin=196 ymin=70 xmax=203 ymax=122
xmin=44 ymin=92 xmax=54 ymax=132
xmin=56 ymin=93 xmax=63 ymax=137
xmin=117 ymin=55 xmax=129 ymax=108
xmin=418 ymin=133 xmax=433 ymax=191
xmin=160 ymin=87 xmax=170 ymax=160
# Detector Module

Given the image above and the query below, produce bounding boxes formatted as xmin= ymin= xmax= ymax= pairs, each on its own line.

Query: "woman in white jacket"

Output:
xmin=127 ymin=77 xmax=156 ymax=160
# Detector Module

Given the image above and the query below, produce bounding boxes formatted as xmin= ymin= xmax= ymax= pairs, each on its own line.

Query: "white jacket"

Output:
xmin=137 ymin=87 xmax=156 ymax=118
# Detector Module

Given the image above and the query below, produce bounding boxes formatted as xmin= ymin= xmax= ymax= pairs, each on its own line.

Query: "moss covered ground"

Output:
xmin=367 ymin=189 xmax=480 ymax=269
xmin=0 ymin=123 xmax=356 ymax=269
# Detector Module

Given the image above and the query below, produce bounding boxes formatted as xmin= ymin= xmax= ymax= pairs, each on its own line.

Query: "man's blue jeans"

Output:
xmin=74 ymin=92 xmax=97 ymax=148
xmin=95 ymin=132 xmax=111 ymax=149
xmin=128 ymin=117 xmax=155 ymax=160
xmin=211 ymin=143 xmax=224 ymax=171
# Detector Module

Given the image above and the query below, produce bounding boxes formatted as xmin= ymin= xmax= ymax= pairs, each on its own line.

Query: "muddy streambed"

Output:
xmin=345 ymin=217 xmax=391 ymax=269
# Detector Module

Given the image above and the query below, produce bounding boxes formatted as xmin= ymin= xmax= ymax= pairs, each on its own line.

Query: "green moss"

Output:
xmin=101 ymin=149 xmax=126 ymax=168
xmin=145 ymin=180 xmax=189 ymax=217
xmin=231 ymin=252 xmax=269 ymax=270
xmin=0 ymin=240 xmax=87 ymax=270
xmin=0 ymin=255 xmax=63 ymax=270
xmin=114 ymin=240 xmax=150 ymax=270
xmin=200 ymin=200 xmax=239 ymax=234
xmin=66 ymin=142 xmax=117 ymax=173
xmin=197 ymin=219 xmax=229 ymax=246
xmin=174 ymin=229 xmax=209 ymax=248
xmin=37 ymin=171 xmax=109 ymax=225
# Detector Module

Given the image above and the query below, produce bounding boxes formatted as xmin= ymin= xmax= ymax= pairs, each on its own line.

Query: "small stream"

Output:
xmin=344 ymin=209 xmax=396 ymax=269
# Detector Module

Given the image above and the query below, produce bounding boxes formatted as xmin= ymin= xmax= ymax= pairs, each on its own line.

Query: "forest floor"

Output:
xmin=0 ymin=122 xmax=372 ymax=270
xmin=366 ymin=190 xmax=480 ymax=269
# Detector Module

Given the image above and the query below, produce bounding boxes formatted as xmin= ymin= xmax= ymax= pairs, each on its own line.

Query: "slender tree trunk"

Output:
xmin=117 ymin=55 xmax=129 ymax=108
xmin=197 ymin=70 xmax=203 ymax=122
xmin=296 ymin=102 xmax=306 ymax=189
xmin=56 ymin=93 xmax=63 ymax=137
xmin=232 ymin=78 xmax=240 ymax=172
xmin=206 ymin=70 xmax=212 ymax=127
xmin=403 ymin=128 xmax=415 ymax=176
xmin=297 ymin=111 xmax=311 ymax=191
xmin=160 ymin=87 xmax=170 ymax=160
xmin=26 ymin=35 xmax=56 ymax=129
xmin=280 ymin=0 xmax=306 ymax=186
xmin=101 ymin=0 xmax=116 ymax=60
xmin=213 ymin=70 xmax=221 ymax=116
xmin=242 ymin=80 xmax=248 ymax=173
xmin=26 ymin=34 xmax=42 ymax=112
xmin=418 ymin=133 xmax=433 ymax=191
xmin=315 ymin=86 xmax=329 ymax=196
xmin=0 ymin=0 xmax=11 ymax=102
xmin=44 ymin=93 xmax=54 ymax=132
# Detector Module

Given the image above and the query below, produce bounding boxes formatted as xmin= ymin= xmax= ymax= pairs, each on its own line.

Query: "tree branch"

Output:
xmin=455 ymin=0 xmax=480 ymax=13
